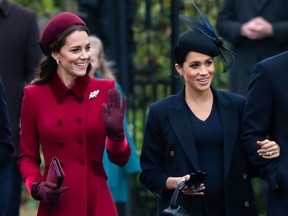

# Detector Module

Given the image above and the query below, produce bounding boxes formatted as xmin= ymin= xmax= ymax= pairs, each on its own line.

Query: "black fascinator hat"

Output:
xmin=177 ymin=1 xmax=235 ymax=72
xmin=176 ymin=31 xmax=220 ymax=57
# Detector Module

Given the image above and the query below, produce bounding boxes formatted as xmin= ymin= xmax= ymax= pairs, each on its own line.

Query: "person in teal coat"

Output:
xmin=89 ymin=35 xmax=140 ymax=216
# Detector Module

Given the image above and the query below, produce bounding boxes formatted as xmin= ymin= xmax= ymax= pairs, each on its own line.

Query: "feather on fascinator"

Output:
xmin=179 ymin=1 xmax=235 ymax=72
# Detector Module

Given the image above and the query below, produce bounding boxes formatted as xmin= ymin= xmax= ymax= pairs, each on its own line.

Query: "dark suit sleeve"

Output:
xmin=24 ymin=11 xmax=42 ymax=82
xmin=241 ymin=63 xmax=279 ymax=189
xmin=273 ymin=20 xmax=288 ymax=45
xmin=216 ymin=0 xmax=243 ymax=44
xmin=0 ymin=76 xmax=13 ymax=168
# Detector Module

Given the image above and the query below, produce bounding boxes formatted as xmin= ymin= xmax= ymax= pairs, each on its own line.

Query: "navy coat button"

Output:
xmin=153 ymin=192 xmax=161 ymax=198
xmin=244 ymin=201 xmax=250 ymax=207
xmin=170 ymin=151 xmax=175 ymax=157
xmin=243 ymin=173 xmax=248 ymax=179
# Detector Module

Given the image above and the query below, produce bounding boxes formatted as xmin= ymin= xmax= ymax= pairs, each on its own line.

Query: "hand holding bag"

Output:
xmin=46 ymin=157 xmax=65 ymax=188
xmin=162 ymin=181 xmax=190 ymax=216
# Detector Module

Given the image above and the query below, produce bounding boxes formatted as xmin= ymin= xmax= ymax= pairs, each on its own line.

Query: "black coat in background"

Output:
xmin=140 ymin=87 xmax=258 ymax=216
xmin=0 ymin=74 xmax=13 ymax=169
xmin=0 ymin=0 xmax=42 ymax=157
xmin=0 ymin=1 xmax=41 ymax=215
xmin=241 ymin=51 xmax=288 ymax=216
xmin=216 ymin=0 xmax=288 ymax=96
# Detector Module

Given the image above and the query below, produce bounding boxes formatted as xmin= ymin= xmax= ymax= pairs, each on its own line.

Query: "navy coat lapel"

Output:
xmin=165 ymin=88 xmax=241 ymax=179
xmin=213 ymin=89 xmax=239 ymax=180
xmin=166 ymin=88 xmax=200 ymax=172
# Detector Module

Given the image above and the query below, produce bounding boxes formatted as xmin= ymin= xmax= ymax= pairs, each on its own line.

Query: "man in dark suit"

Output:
xmin=216 ymin=0 xmax=288 ymax=96
xmin=241 ymin=51 xmax=288 ymax=216
xmin=0 ymin=0 xmax=42 ymax=215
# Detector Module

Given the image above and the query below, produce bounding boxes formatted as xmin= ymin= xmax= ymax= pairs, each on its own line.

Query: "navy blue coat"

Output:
xmin=241 ymin=51 xmax=288 ymax=216
xmin=0 ymin=75 xmax=13 ymax=169
xmin=140 ymin=87 xmax=258 ymax=216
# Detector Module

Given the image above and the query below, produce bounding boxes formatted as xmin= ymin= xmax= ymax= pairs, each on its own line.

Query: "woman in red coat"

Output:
xmin=17 ymin=12 xmax=131 ymax=216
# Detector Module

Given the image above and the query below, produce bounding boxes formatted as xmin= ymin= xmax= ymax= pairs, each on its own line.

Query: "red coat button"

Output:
xmin=79 ymin=159 xmax=85 ymax=165
xmin=57 ymin=140 xmax=64 ymax=147
xmin=57 ymin=119 xmax=63 ymax=126
xmin=76 ymin=118 xmax=82 ymax=124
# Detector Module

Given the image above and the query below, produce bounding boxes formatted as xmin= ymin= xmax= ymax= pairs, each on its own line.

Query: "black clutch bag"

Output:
xmin=162 ymin=181 xmax=190 ymax=216
xmin=162 ymin=171 xmax=207 ymax=216
xmin=46 ymin=157 xmax=65 ymax=188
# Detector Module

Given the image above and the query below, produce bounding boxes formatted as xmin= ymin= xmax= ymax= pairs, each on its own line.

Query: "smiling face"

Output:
xmin=175 ymin=51 xmax=215 ymax=94
xmin=52 ymin=30 xmax=91 ymax=87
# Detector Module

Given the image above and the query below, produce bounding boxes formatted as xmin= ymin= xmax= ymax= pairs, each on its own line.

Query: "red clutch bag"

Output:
xmin=46 ymin=157 xmax=65 ymax=188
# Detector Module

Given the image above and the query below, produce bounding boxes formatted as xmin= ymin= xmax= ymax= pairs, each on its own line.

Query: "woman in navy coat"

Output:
xmin=139 ymin=4 xmax=279 ymax=216
xmin=18 ymin=12 xmax=130 ymax=216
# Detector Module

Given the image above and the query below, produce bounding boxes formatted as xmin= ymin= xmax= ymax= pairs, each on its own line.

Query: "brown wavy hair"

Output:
xmin=31 ymin=25 xmax=90 ymax=85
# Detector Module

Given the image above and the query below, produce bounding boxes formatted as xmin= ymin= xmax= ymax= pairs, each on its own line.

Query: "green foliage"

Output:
xmin=251 ymin=178 xmax=266 ymax=215
xmin=10 ymin=0 xmax=73 ymax=16
xmin=134 ymin=1 xmax=172 ymax=80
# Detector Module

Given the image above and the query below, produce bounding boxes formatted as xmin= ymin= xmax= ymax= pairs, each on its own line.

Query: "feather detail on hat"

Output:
xmin=179 ymin=1 xmax=235 ymax=72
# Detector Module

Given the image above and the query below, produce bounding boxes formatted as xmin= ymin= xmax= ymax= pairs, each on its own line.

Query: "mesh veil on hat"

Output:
xmin=39 ymin=12 xmax=86 ymax=55
xmin=178 ymin=1 xmax=235 ymax=72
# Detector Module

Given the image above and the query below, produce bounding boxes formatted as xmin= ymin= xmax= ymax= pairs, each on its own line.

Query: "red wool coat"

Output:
xmin=18 ymin=74 xmax=131 ymax=216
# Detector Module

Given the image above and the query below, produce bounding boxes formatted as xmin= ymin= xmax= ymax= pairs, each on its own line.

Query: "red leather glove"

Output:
xmin=102 ymin=89 xmax=127 ymax=141
xmin=31 ymin=181 xmax=69 ymax=205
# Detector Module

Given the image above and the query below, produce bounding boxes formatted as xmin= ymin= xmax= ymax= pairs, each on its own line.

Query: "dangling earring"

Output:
xmin=56 ymin=59 xmax=59 ymax=65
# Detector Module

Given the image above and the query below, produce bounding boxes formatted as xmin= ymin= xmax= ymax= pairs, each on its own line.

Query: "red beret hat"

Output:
xmin=40 ymin=12 xmax=86 ymax=55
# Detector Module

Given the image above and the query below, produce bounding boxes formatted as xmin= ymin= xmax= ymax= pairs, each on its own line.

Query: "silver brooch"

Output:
xmin=89 ymin=90 xmax=99 ymax=99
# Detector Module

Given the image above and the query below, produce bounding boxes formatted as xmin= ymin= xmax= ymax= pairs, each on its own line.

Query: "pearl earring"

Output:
xmin=56 ymin=59 xmax=59 ymax=64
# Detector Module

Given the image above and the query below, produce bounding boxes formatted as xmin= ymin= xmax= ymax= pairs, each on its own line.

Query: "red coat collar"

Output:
xmin=49 ymin=73 xmax=90 ymax=103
